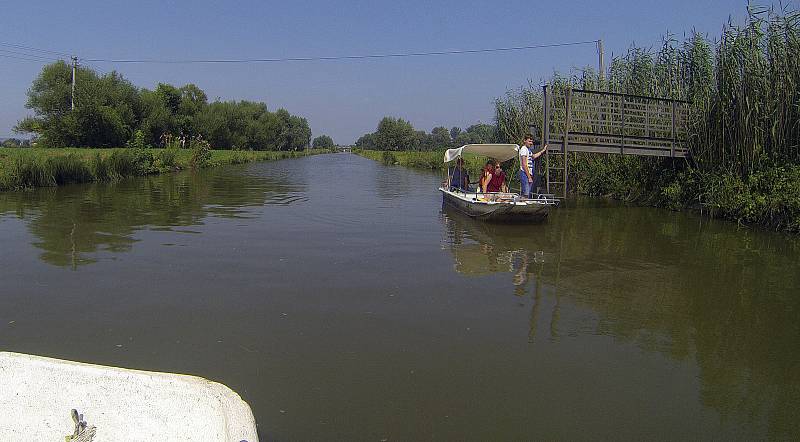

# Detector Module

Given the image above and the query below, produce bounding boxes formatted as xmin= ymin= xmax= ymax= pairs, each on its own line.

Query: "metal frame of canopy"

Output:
xmin=443 ymin=144 xmax=520 ymax=194
xmin=443 ymin=144 xmax=521 ymax=164
xmin=443 ymin=143 xmax=549 ymax=197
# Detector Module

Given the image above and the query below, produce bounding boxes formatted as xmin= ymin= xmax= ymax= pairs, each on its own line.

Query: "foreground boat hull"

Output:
xmin=439 ymin=188 xmax=556 ymax=223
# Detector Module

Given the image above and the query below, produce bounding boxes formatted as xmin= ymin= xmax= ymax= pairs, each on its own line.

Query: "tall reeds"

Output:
xmin=495 ymin=5 xmax=799 ymax=177
xmin=491 ymin=4 xmax=800 ymax=230
xmin=0 ymin=148 xmax=329 ymax=191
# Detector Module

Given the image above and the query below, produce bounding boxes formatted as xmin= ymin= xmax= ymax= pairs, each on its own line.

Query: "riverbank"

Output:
xmin=353 ymin=149 xmax=800 ymax=233
xmin=0 ymin=147 xmax=330 ymax=191
xmin=570 ymin=154 xmax=800 ymax=233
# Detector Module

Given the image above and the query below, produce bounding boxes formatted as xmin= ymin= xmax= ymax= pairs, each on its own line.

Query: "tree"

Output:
xmin=430 ymin=126 xmax=451 ymax=149
xmin=15 ymin=61 xmax=141 ymax=147
xmin=450 ymin=127 xmax=462 ymax=142
xmin=375 ymin=117 xmax=417 ymax=150
xmin=355 ymin=132 xmax=377 ymax=149
xmin=2 ymin=138 xmax=22 ymax=147
xmin=312 ymin=135 xmax=335 ymax=149
xmin=465 ymin=123 xmax=496 ymax=143
xmin=14 ymin=62 xmax=315 ymax=150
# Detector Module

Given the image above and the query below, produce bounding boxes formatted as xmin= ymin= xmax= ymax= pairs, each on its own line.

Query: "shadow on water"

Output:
xmin=440 ymin=201 xmax=800 ymax=439
xmin=0 ymin=164 xmax=307 ymax=268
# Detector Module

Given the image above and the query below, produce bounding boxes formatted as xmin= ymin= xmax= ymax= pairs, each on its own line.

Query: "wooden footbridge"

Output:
xmin=538 ymin=85 xmax=689 ymax=197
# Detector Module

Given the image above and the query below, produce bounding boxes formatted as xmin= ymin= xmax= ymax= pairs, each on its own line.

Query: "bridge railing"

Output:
xmin=544 ymin=87 xmax=689 ymax=158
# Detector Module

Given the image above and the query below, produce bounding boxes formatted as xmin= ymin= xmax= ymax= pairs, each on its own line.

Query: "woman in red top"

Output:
xmin=487 ymin=162 xmax=507 ymax=193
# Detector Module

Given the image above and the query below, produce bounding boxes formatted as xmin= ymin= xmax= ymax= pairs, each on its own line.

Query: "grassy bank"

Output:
xmin=570 ymin=154 xmax=800 ymax=232
xmin=0 ymin=147 xmax=329 ymax=191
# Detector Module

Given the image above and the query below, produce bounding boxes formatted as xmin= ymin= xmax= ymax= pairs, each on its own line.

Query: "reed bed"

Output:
xmin=0 ymin=148 xmax=329 ymax=191
xmin=491 ymin=5 xmax=800 ymax=231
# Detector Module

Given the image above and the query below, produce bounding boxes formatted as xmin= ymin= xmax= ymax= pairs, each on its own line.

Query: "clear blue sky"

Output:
xmin=0 ymin=0 xmax=785 ymax=144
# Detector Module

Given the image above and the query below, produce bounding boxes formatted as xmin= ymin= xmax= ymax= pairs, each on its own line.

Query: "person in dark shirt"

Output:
xmin=449 ymin=157 xmax=470 ymax=191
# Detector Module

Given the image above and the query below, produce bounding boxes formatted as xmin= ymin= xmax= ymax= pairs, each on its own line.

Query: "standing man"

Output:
xmin=519 ymin=134 xmax=547 ymax=197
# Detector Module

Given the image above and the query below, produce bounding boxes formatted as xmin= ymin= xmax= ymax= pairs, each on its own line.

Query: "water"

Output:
xmin=1 ymin=153 xmax=798 ymax=440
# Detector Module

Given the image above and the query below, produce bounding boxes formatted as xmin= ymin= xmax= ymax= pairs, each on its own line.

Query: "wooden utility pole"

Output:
xmin=71 ymin=56 xmax=78 ymax=110
xmin=597 ymin=40 xmax=605 ymax=88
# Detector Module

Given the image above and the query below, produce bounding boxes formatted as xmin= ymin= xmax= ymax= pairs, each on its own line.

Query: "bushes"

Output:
xmin=47 ymin=154 xmax=92 ymax=185
xmin=572 ymin=156 xmax=800 ymax=232
xmin=1 ymin=153 xmax=93 ymax=189
xmin=153 ymin=147 xmax=178 ymax=171
xmin=698 ymin=166 xmax=800 ymax=231
xmin=380 ymin=150 xmax=396 ymax=165
xmin=189 ymin=138 xmax=212 ymax=168
xmin=1 ymin=155 xmax=54 ymax=189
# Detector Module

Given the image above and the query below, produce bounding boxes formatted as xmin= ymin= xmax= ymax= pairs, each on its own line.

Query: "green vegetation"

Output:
xmin=358 ymin=5 xmax=800 ymax=232
xmin=14 ymin=62 xmax=312 ymax=151
xmin=312 ymin=135 xmax=335 ymax=149
xmin=0 ymin=147 xmax=329 ymax=191
xmin=354 ymin=117 xmax=495 ymax=151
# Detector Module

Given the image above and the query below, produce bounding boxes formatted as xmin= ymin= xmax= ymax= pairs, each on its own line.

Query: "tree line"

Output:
xmin=13 ymin=61 xmax=331 ymax=150
xmin=354 ymin=116 xmax=496 ymax=151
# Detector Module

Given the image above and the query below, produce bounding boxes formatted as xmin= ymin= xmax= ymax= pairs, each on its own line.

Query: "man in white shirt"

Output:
xmin=518 ymin=134 xmax=546 ymax=197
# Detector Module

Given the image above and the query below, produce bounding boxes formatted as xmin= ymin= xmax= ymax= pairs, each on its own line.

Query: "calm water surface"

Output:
xmin=1 ymin=153 xmax=798 ymax=440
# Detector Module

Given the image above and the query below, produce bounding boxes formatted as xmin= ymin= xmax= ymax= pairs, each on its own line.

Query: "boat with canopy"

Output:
xmin=439 ymin=143 xmax=559 ymax=222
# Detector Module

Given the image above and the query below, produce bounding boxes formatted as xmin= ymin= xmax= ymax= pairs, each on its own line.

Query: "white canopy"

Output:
xmin=443 ymin=144 xmax=520 ymax=163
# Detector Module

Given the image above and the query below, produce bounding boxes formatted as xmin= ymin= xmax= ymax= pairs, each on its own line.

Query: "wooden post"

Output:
xmin=542 ymin=84 xmax=550 ymax=193
xmin=671 ymin=100 xmax=677 ymax=157
xmin=620 ymin=95 xmax=625 ymax=155
xmin=563 ymin=89 xmax=572 ymax=198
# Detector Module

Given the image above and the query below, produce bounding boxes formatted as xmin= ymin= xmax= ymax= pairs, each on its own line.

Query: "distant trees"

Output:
xmin=312 ymin=135 xmax=335 ymax=148
xmin=15 ymin=61 xmax=311 ymax=150
xmin=1 ymin=138 xmax=31 ymax=147
xmin=355 ymin=117 xmax=496 ymax=151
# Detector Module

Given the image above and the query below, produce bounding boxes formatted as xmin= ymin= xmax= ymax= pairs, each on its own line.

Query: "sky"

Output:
xmin=0 ymin=0 xmax=790 ymax=144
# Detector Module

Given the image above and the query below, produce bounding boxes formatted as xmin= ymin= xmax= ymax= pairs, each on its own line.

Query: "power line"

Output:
xmin=83 ymin=40 xmax=599 ymax=64
xmin=0 ymin=48 xmax=59 ymax=60
xmin=0 ymin=49 xmax=62 ymax=62
xmin=0 ymin=53 xmax=60 ymax=63
xmin=0 ymin=41 xmax=72 ymax=57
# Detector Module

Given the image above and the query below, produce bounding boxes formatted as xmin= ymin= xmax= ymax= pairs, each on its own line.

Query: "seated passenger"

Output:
xmin=480 ymin=160 xmax=495 ymax=193
xmin=487 ymin=162 xmax=508 ymax=193
xmin=449 ymin=158 xmax=470 ymax=191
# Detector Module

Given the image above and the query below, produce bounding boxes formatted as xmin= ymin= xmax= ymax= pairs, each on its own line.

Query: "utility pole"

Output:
xmin=597 ymin=40 xmax=605 ymax=89
xmin=71 ymin=56 xmax=78 ymax=110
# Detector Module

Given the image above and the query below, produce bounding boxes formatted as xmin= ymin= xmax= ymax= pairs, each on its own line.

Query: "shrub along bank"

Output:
xmin=569 ymin=155 xmax=800 ymax=232
xmin=0 ymin=146 xmax=329 ymax=191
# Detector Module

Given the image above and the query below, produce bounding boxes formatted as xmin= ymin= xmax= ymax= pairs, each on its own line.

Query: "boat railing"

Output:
xmin=444 ymin=187 xmax=560 ymax=206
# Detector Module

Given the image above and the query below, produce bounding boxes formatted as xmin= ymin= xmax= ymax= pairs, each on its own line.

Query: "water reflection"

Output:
xmin=440 ymin=202 xmax=800 ymax=439
xmin=0 ymin=165 xmax=306 ymax=268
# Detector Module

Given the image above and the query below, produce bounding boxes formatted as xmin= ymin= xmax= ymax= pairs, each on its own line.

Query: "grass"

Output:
xmin=0 ymin=147 xmax=330 ymax=191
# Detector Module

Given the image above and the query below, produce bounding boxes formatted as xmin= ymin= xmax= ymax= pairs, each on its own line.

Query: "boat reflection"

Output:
xmin=440 ymin=203 xmax=560 ymax=342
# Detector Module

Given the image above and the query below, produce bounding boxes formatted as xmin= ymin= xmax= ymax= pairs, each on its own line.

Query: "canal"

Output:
xmin=1 ymin=153 xmax=798 ymax=440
